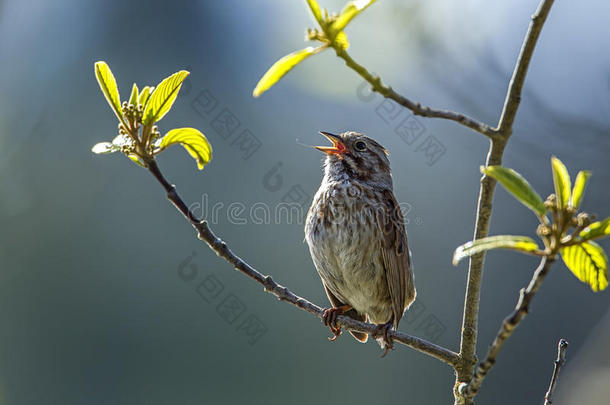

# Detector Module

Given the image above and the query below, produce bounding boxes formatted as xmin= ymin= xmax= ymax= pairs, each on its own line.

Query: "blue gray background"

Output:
xmin=0 ymin=0 xmax=609 ymax=404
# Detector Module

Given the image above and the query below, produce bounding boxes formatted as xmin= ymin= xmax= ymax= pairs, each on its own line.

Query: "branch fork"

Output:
xmin=98 ymin=0 xmax=559 ymax=403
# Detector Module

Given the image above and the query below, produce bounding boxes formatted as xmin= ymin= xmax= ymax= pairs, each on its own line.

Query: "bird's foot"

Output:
xmin=322 ymin=305 xmax=352 ymax=342
xmin=373 ymin=320 xmax=395 ymax=357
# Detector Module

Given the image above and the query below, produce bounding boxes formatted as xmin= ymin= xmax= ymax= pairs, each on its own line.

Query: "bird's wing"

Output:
xmin=377 ymin=190 xmax=416 ymax=328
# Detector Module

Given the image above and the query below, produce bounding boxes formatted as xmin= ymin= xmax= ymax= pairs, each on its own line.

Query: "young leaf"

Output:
xmin=306 ymin=0 xmax=324 ymax=25
xmin=551 ymin=156 xmax=571 ymax=209
xmin=94 ymin=61 xmax=123 ymax=121
xmin=330 ymin=0 xmax=377 ymax=34
xmin=481 ymin=166 xmax=546 ymax=217
xmin=570 ymin=170 xmax=591 ymax=208
xmin=579 ymin=217 xmax=610 ymax=242
xmin=142 ymin=71 xmax=190 ymax=125
xmin=128 ymin=83 xmax=139 ymax=106
xmin=560 ymin=241 xmax=608 ymax=292
xmin=453 ymin=235 xmax=540 ymax=265
xmin=91 ymin=142 xmax=119 ymax=154
xmin=253 ymin=46 xmax=324 ymax=98
xmin=157 ymin=127 xmax=212 ymax=170
xmin=138 ymin=86 xmax=153 ymax=108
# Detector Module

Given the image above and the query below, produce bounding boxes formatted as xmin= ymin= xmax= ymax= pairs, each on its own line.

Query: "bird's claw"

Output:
xmin=374 ymin=321 xmax=395 ymax=357
xmin=322 ymin=306 xmax=348 ymax=341
xmin=328 ymin=325 xmax=342 ymax=341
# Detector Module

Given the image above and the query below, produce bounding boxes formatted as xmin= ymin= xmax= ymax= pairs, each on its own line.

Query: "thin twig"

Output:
xmin=460 ymin=256 xmax=556 ymax=399
xmin=144 ymin=158 xmax=460 ymax=366
xmin=332 ymin=48 xmax=497 ymax=138
xmin=455 ymin=1 xmax=556 ymax=401
xmin=497 ymin=0 xmax=556 ymax=134
xmin=544 ymin=339 xmax=569 ymax=405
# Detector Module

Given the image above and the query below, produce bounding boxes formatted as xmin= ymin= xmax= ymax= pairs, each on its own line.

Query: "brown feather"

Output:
xmin=378 ymin=191 xmax=416 ymax=328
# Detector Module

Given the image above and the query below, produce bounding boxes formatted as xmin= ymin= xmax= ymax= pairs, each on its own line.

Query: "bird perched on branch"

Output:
xmin=305 ymin=131 xmax=416 ymax=354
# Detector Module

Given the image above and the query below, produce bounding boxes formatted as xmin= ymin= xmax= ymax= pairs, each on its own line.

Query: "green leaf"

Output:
xmin=570 ymin=170 xmax=591 ymax=208
xmin=481 ymin=166 xmax=546 ymax=217
xmin=94 ymin=61 xmax=123 ymax=121
xmin=453 ymin=235 xmax=540 ymax=265
xmin=330 ymin=0 xmax=377 ymax=34
xmin=551 ymin=156 xmax=571 ymax=209
xmin=158 ymin=128 xmax=212 ymax=170
xmin=253 ymin=46 xmax=324 ymax=98
xmin=306 ymin=0 xmax=324 ymax=25
xmin=91 ymin=142 xmax=119 ymax=154
xmin=142 ymin=71 xmax=190 ymax=125
xmin=128 ymin=83 xmax=139 ymax=106
xmin=580 ymin=217 xmax=610 ymax=242
xmin=560 ymin=241 xmax=608 ymax=292
xmin=138 ymin=86 xmax=153 ymax=108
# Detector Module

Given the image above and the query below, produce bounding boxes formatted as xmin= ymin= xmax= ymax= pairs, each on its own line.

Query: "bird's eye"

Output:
xmin=354 ymin=141 xmax=367 ymax=151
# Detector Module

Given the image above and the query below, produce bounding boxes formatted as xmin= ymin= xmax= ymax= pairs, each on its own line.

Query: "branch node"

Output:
xmin=262 ymin=275 xmax=274 ymax=292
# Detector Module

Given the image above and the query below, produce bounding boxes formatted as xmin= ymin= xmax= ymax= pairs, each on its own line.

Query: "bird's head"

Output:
xmin=314 ymin=131 xmax=392 ymax=187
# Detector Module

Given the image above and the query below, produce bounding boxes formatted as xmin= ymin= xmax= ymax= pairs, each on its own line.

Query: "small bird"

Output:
xmin=305 ymin=131 xmax=416 ymax=353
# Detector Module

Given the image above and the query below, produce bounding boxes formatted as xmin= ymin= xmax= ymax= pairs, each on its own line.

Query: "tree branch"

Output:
xmin=497 ymin=0 xmax=556 ymax=134
xmin=118 ymin=0 xmax=556 ymax=399
xmin=455 ymin=138 xmax=507 ymax=384
xmin=144 ymin=158 xmax=460 ymax=367
xmin=331 ymin=0 xmax=554 ymax=141
xmin=460 ymin=256 xmax=556 ymax=399
xmin=543 ymin=339 xmax=569 ymax=405
xmin=454 ymin=2 xmax=555 ymax=402
xmin=332 ymin=48 xmax=497 ymax=138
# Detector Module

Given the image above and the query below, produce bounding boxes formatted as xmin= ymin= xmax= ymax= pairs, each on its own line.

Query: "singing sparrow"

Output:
xmin=305 ymin=131 xmax=416 ymax=352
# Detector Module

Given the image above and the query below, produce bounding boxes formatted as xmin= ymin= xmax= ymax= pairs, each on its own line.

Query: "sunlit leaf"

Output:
xmin=128 ymin=83 xmax=139 ymax=106
xmin=253 ymin=46 xmax=324 ymax=98
xmin=580 ymin=217 xmax=610 ymax=242
xmin=330 ymin=0 xmax=377 ymax=34
xmin=91 ymin=142 xmax=119 ymax=154
xmin=560 ymin=241 xmax=608 ymax=292
xmin=481 ymin=166 xmax=546 ymax=217
xmin=138 ymin=86 xmax=153 ymax=108
xmin=142 ymin=71 xmax=189 ymax=125
xmin=157 ymin=127 xmax=212 ymax=170
xmin=334 ymin=31 xmax=349 ymax=50
xmin=570 ymin=170 xmax=591 ymax=208
xmin=94 ymin=61 xmax=123 ymax=121
xmin=306 ymin=0 xmax=324 ymax=25
xmin=453 ymin=235 xmax=540 ymax=266
xmin=551 ymin=156 xmax=571 ymax=209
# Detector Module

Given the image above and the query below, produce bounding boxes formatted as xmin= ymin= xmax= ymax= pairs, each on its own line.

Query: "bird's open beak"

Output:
xmin=315 ymin=131 xmax=346 ymax=156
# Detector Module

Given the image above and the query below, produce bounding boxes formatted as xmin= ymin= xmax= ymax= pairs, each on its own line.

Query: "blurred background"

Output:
xmin=0 ymin=0 xmax=608 ymax=403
